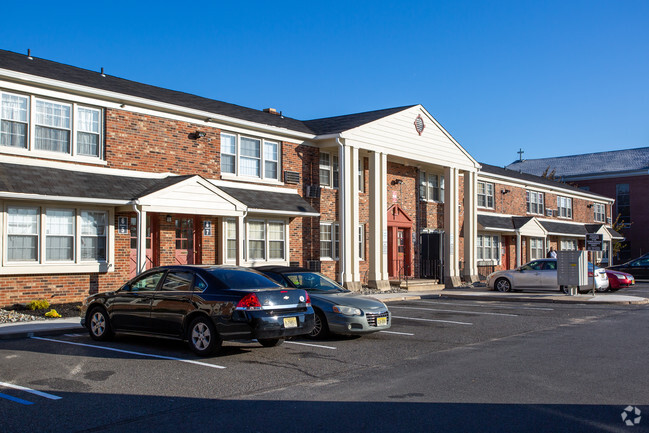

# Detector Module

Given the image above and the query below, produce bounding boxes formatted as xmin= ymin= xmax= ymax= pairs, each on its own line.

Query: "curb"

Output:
xmin=379 ymin=292 xmax=649 ymax=305
xmin=0 ymin=325 xmax=85 ymax=340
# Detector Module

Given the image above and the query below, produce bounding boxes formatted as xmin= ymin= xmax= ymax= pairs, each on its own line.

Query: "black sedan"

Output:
xmin=254 ymin=266 xmax=391 ymax=338
xmin=80 ymin=265 xmax=314 ymax=356
xmin=608 ymin=254 xmax=649 ymax=280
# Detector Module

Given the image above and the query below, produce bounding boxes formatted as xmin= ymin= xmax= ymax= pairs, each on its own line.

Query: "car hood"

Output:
xmin=310 ymin=292 xmax=388 ymax=311
xmin=606 ymin=270 xmax=632 ymax=278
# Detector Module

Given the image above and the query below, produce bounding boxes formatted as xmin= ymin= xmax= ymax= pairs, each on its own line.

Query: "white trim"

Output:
xmin=248 ymin=208 xmax=319 ymax=217
xmin=0 ymin=192 xmax=129 ymax=205
xmin=0 ymin=71 xmax=315 ymax=140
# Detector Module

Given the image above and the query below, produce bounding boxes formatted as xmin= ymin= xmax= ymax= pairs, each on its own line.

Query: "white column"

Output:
xmin=369 ymin=151 xmax=389 ymax=290
xmin=444 ymin=167 xmax=460 ymax=287
xmin=516 ymin=232 xmax=522 ymax=267
xmin=137 ymin=208 xmax=147 ymax=274
xmin=340 ymin=143 xmax=360 ymax=288
xmin=463 ymin=170 xmax=479 ymax=282
xmin=236 ymin=215 xmax=245 ymax=266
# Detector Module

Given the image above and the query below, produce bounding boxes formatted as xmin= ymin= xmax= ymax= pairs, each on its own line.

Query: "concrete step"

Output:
xmin=390 ymin=279 xmax=445 ymax=292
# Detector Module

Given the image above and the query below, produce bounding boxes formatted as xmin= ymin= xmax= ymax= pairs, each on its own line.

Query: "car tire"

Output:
xmin=495 ymin=278 xmax=511 ymax=292
xmin=308 ymin=309 xmax=329 ymax=339
xmin=88 ymin=307 xmax=114 ymax=341
xmin=258 ymin=338 xmax=284 ymax=347
xmin=187 ymin=316 xmax=222 ymax=356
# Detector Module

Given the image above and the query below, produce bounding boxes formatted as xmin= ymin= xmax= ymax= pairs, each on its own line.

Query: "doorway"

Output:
xmin=387 ymin=204 xmax=413 ymax=278
xmin=129 ymin=214 xmax=157 ymax=279
xmin=174 ymin=216 xmax=201 ymax=265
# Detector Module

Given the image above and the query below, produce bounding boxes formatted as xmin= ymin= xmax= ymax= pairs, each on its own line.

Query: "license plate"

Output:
xmin=377 ymin=316 xmax=388 ymax=326
xmin=283 ymin=317 xmax=297 ymax=328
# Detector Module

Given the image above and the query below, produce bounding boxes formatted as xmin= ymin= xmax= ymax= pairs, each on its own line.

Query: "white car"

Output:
xmin=486 ymin=258 xmax=609 ymax=293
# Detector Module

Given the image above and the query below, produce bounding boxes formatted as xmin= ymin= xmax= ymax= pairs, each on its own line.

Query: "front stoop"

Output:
xmin=390 ymin=279 xmax=446 ymax=292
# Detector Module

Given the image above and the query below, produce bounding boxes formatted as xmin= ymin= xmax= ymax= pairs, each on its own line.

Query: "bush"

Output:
xmin=45 ymin=309 xmax=62 ymax=318
xmin=27 ymin=299 xmax=50 ymax=310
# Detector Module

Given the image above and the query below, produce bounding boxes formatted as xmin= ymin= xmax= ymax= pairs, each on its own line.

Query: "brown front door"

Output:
xmin=174 ymin=216 xmax=200 ymax=265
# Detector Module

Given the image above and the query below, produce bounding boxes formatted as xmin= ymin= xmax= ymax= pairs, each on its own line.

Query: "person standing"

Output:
xmin=547 ymin=246 xmax=557 ymax=258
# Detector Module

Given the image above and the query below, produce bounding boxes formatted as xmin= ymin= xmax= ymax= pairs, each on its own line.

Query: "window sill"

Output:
xmin=220 ymin=173 xmax=284 ymax=186
xmin=320 ymin=258 xmax=339 ymax=262
xmin=0 ymin=262 xmax=113 ymax=275
xmin=0 ymin=147 xmax=107 ymax=165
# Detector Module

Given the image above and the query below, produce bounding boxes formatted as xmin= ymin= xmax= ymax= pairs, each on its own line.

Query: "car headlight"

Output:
xmin=332 ymin=305 xmax=362 ymax=316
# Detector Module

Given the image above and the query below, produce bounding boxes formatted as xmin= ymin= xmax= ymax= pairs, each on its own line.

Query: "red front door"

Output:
xmin=174 ymin=217 xmax=200 ymax=265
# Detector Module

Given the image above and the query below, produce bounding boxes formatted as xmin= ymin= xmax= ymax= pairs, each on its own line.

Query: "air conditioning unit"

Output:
xmin=284 ymin=170 xmax=300 ymax=184
xmin=307 ymin=260 xmax=322 ymax=272
xmin=546 ymin=208 xmax=553 ymax=217
xmin=305 ymin=185 xmax=321 ymax=198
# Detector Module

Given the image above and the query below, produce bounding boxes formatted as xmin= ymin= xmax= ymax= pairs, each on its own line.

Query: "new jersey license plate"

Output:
xmin=283 ymin=317 xmax=298 ymax=328
xmin=377 ymin=316 xmax=388 ymax=326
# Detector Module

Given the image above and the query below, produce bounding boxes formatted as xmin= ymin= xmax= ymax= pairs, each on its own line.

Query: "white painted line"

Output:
xmin=419 ymin=300 xmax=554 ymax=311
xmin=392 ymin=316 xmax=473 ymax=325
xmin=63 ymin=334 xmax=85 ymax=337
xmin=285 ymin=341 xmax=337 ymax=350
xmin=379 ymin=330 xmax=415 ymax=336
xmin=31 ymin=337 xmax=225 ymax=369
xmin=390 ymin=306 xmax=518 ymax=317
xmin=0 ymin=381 xmax=62 ymax=400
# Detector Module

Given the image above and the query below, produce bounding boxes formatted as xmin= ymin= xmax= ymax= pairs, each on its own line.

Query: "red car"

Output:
xmin=605 ymin=269 xmax=635 ymax=290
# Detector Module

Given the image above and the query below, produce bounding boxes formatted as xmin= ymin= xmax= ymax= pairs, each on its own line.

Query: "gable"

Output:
xmin=340 ymin=105 xmax=479 ymax=172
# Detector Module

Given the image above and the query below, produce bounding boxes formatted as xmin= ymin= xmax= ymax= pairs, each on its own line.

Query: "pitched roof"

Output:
xmin=504 ymin=147 xmax=649 ymax=178
xmin=303 ymin=105 xmax=416 ymax=135
xmin=479 ymin=162 xmax=611 ymax=199
xmin=0 ymin=162 xmax=189 ymax=201
xmin=218 ymin=186 xmax=317 ymax=215
xmin=0 ymin=49 xmax=314 ymax=134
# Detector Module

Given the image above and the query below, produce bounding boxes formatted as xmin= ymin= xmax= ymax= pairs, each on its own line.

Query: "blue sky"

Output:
xmin=2 ymin=0 xmax=647 ymax=166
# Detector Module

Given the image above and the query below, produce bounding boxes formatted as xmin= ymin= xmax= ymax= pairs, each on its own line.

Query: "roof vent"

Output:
xmin=263 ymin=108 xmax=280 ymax=115
xmin=27 ymin=49 xmax=33 ymax=60
xmin=100 ymin=67 xmax=106 ymax=77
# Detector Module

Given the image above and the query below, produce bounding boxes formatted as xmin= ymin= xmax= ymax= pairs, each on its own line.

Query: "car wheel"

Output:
xmin=258 ymin=338 xmax=284 ymax=347
xmin=88 ymin=307 xmax=114 ymax=341
xmin=188 ymin=316 xmax=222 ymax=356
xmin=495 ymin=278 xmax=511 ymax=292
xmin=308 ymin=309 xmax=329 ymax=339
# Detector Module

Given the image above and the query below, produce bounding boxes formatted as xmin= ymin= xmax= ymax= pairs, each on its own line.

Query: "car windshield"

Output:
xmin=284 ymin=272 xmax=349 ymax=293
xmin=207 ymin=269 xmax=281 ymax=290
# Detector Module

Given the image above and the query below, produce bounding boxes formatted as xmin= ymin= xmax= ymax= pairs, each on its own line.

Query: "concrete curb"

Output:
xmin=377 ymin=291 xmax=649 ymax=305
xmin=0 ymin=319 xmax=84 ymax=340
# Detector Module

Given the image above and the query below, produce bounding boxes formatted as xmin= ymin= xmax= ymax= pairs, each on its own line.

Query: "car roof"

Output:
xmin=253 ymin=265 xmax=311 ymax=274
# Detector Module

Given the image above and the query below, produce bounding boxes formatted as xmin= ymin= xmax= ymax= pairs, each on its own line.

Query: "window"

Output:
xmin=247 ymin=219 xmax=286 ymax=262
xmin=616 ymin=184 xmax=630 ymax=225
xmin=225 ymin=218 xmax=237 ymax=261
xmin=46 ymin=209 xmax=74 ymax=261
xmin=5 ymin=206 xmax=108 ymax=265
xmin=420 ymin=171 xmax=444 ymax=202
xmin=7 ymin=206 xmax=39 ymax=261
xmin=358 ymin=158 xmax=365 ymax=193
xmin=358 ymin=224 xmax=365 ymax=260
xmin=0 ymin=92 xmax=103 ymax=159
xmin=320 ymin=222 xmax=340 ymax=260
xmin=1 ymin=92 xmax=28 ymax=148
xmin=219 ymin=132 xmax=280 ymax=180
xmin=529 ymin=237 xmax=544 ymax=260
xmin=557 ymin=196 xmax=572 ymax=219
xmin=161 ymin=271 xmax=194 ymax=291
xmin=526 ymin=190 xmax=544 ymax=215
xmin=81 ymin=211 xmax=107 ymax=261
xmin=477 ymin=234 xmax=500 ymax=262
xmin=319 ymin=152 xmax=339 ymax=188
xmin=593 ymin=203 xmax=605 ymax=223
xmin=477 ymin=182 xmax=494 ymax=208
xmin=560 ymin=239 xmax=578 ymax=251
xmin=130 ymin=271 xmax=164 ymax=292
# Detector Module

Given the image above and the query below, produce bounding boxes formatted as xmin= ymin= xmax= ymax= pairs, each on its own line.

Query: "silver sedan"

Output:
xmin=486 ymin=258 xmax=609 ymax=293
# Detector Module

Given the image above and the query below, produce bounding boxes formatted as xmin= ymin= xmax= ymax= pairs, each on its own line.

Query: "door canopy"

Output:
xmin=387 ymin=204 xmax=412 ymax=228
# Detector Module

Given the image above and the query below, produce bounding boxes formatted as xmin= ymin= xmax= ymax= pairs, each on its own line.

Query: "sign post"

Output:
xmin=585 ymin=233 xmax=603 ymax=295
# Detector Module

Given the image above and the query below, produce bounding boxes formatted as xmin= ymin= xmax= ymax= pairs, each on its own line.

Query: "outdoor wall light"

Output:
xmin=166 ymin=215 xmax=173 ymax=223
xmin=191 ymin=131 xmax=207 ymax=139
xmin=391 ymin=179 xmax=403 ymax=185
xmin=587 ymin=204 xmax=593 ymax=208
xmin=501 ymin=189 xmax=511 ymax=194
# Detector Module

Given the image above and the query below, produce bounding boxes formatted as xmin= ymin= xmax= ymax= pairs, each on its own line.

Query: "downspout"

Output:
xmin=132 ymin=202 xmax=142 ymax=275
xmin=336 ymin=137 xmax=345 ymax=285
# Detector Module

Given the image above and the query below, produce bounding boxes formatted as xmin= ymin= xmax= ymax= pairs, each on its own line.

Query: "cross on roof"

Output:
xmin=517 ymin=148 xmax=524 ymax=161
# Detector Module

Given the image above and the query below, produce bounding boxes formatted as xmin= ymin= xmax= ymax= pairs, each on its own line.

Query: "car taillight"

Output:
xmin=588 ymin=272 xmax=593 ymax=277
xmin=236 ymin=293 xmax=263 ymax=310
xmin=304 ymin=291 xmax=311 ymax=307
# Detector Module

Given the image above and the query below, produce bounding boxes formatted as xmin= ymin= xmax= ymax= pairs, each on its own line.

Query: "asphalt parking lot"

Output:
xmin=2 ymin=285 xmax=649 ymax=432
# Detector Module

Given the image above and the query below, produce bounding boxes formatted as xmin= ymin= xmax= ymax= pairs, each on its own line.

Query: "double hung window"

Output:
xmin=419 ymin=171 xmax=444 ymax=202
xmin=477 ymin=234 xmax=500 ymax=262
xmin=319 ymin=152 xmax=339 ymax=188
xmin=320 ymin=222 xmax=340 ymax=260
xmin=560 ymin=239 xmax=578 ymax=251
xmin=593 ymin=203 xmax=605 ymax=223
xmin=225 ymin=219 xmax=237 ymax=261
xmin=1 ymin=92 xmax=28 ymax=148
xmin=477 ymin=182 xmax=494 ymax=208
xmin=530 ymin=237 xmax=544 ymax=260
xmin=220 ymin=132 xmax=279 ymax=181
xmin=526 ymin=190 xmax=544 ymax=215
xmin=247 ymin=219 xmax=286 ymax=261
xmin=557 ymin=196 xmax=572 ymax=219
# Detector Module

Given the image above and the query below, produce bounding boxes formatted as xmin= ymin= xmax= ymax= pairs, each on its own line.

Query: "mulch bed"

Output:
xmin=4 ymin=302 xmax=83 ymax=320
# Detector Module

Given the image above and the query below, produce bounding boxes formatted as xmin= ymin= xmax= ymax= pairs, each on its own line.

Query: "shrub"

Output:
xmin=27 ymin=299 xmax=50 ymax=310
xmin=45 ymin=309 xmax=61 ymax=318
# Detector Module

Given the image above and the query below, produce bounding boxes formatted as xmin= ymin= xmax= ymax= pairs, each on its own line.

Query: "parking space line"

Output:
xmin=0 ymin=393 xmax=33 ymax=405
xmin=419 ymin=300 xmax=554 ymax=311
xmin=0 ymin=381 xmax=62 ymax=400
xmin=285 ymin=341 xmax=337 ymax=350
xmin=390 ymin=306 xmax=518 ymax=317
xmin=379 ymin=330 xmax=415 ymax=336
xmin=30 ymin=337 xmax=226 ymax=369
xmin=391 ymin=316 xmax=473 ymax=325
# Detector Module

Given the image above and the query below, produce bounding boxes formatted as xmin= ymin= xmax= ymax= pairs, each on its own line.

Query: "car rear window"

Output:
xmin=208 ymin=269 xmax=281 ymax=290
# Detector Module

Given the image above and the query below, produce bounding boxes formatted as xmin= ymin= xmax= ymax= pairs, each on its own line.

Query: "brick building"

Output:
xmin=506 ymin=147 xmax=649 ymax=262
xmin=0 ymin=49 xmax=621 ymax=306
xmin=475 ymin=164 xmax=621 ymax=276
